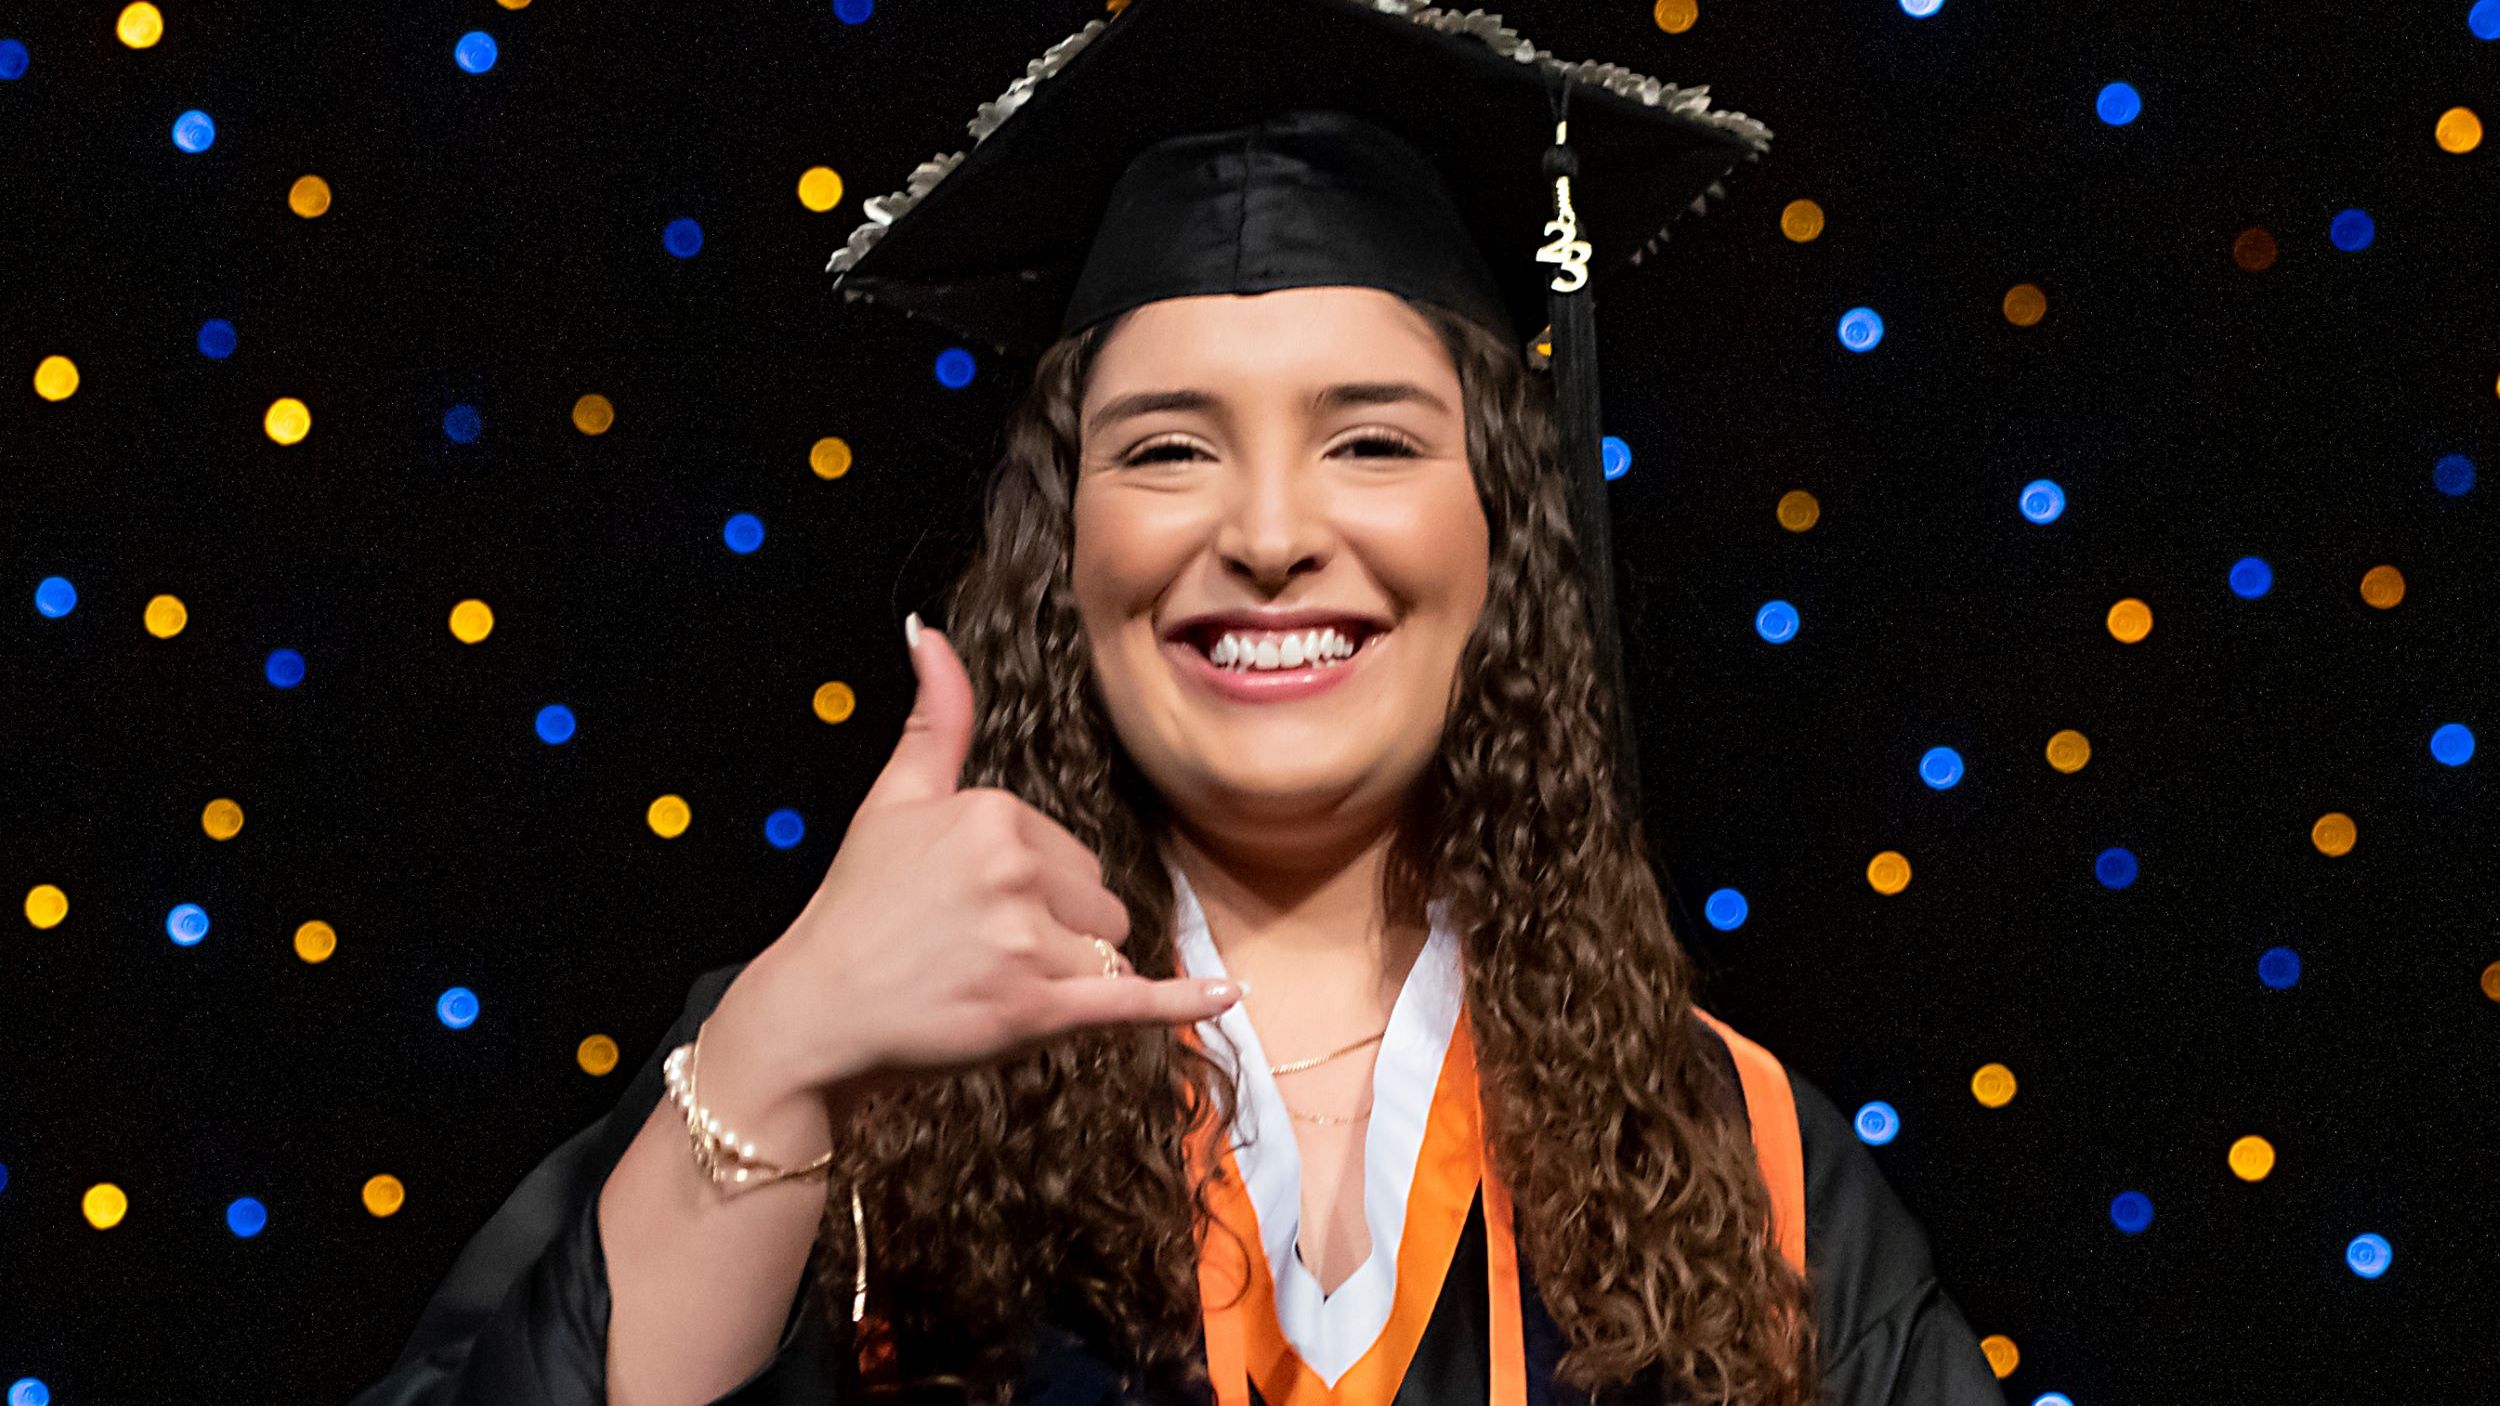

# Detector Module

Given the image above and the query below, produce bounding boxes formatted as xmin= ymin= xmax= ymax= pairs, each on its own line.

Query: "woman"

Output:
xmin=352 ymin=5 xmax=2007 ymax=1405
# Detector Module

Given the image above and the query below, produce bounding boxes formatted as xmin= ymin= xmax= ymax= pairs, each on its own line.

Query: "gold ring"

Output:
xmin=1089 ymin=936 xmax=1122 ymax=978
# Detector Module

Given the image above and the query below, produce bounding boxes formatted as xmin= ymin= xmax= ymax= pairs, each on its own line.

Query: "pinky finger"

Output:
xmin=1046 ymin=973 xmax=1247 ymax=1033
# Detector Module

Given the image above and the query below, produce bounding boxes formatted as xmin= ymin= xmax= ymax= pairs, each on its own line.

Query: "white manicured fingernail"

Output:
xmin=904 ymin=612 xmax=922 ymax=649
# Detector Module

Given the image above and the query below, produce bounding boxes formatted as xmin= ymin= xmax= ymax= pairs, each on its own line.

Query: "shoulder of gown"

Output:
xmin=345 ymin=957 xmax=846 ymax=1406
xmin=1780 ymin=1059 xmax=2011 ymax=1406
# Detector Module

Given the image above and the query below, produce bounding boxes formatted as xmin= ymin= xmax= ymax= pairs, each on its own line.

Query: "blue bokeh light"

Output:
xmin=2434 ymin=453 xmax=2475 ymax=495
xmin=9 ymin=1378 xmax=53 ymax=1406
xmin=227 ymin=1196 xmax=268 ymax=1237
xmin=1837 ymin=306 xmax=1884 ymax=352
xmin=935 ymin=346 xmax=977 ymax=388
xmin=2019 ymin=478 xmax=2065 ymax=523
xmin=664 ymin=216 xmax=704 ymax=258
xmin=265 ymin=648 xmax=306 ymax=688
xmin=454 ymin=31 xmax=498 ymax=74
xmin=835 ymin=0 xmax=876 ymax=21
xmin=724 ymin=512 xmax=766 ymax=554
xmin=1918 ymin=747 xmax=1965 ymax=790
xmin=197 ymin=318 xmax=238 ymax=359
xmin=437 ymin=986 xmax=481 ymax=1030
xmin=2330 ymin=208 xmax=2375 ymax=251
xmin=536 ymin=703 xmax=577 ymax=744
xmin=34 ymin=576 xmax=76 ymax=618
xmin=2097 ymin=81 xmax=2142 ymax=126
xmin=2259 ymin=946 xmax=2302 ymax=990
xmin=2346 ymin=1232 xmax=2392 ymax=1278
xmin=0 ymin=39 xmax=29 ymax=81
xmin=2110 ymin=1190 xmax=2154 ymax=1234
xmin=173 ymin=109 xmax=217 ymax=153
xmin=766 ymin=808 xmax=808 ymax=849
xmin=1601 ymin=434 xmax=1632 ymax=481
xmin=1703 ymin=887 xmax=1749 ymax=931
xmin=443 ymin=403 xmax=483 ymax=444
xmin=2430 ymin=723 xmax=2475 ymax=766
xmin=167 ymin=902 xmax=211 ymax=947
xmin=2473 ymin=0 xmax=2500 ymax=40
xmin=2229 ymin=556 xmax=2273 ymax=599
xmin=1853 ymin=1101 xmax=1900 ymax=1145
xmin=1900 ymin=0 xmax=1944 ymax=15
xmin=2095 ymin=846 xmax=2138 ymax=889
xmin=1754 ymin=599 xmax=1800 ymax=644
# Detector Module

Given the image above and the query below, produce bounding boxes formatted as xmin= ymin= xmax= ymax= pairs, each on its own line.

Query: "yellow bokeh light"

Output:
xmin=1866 ymin=850 xmax=1911 ymax=895
xmin=2233 ymin=226 xmax=2278 ymax=272
xmin=2106 ymin=597 xmax=2153 ymax=643
xmin=572 ymin=393 xmax=615 ymax=435
xmin=2436 ymin=107 xmax=2483 ymax=154
xmin=578 ymin=1034 xmax=621 ymax=1076
xmin=289 ymin=175 xmax=333 ymax=218
xmin=2045 ymin=728 xmax=2092 ymax=774
xmin=797 ymin=166 xmax=846 ymax=212
xmin=265 ymin=396 xmax=312 ymax=445
xmin=85 ymin=1182 xmax=131 ymax=1228
xmin=2482 ymin=960 xmax=2500 ymax=1003
xmin=117 ymin=3 xmax=164 ymax=48
xmin=34 ymin=352 xmax=82 ymax=402
xmin=2002 ymin=282 xmax=2047 ymax=327
xmin=813 ymin=680 xmax=857 ymax=724
xmin=1652 ymin=0 xmax=1698 ymax=34
xmin=26 ymin=884 xmax=70 ymax=929
xmin=2311 ymin=811 xmax=2356 ymax=857
xmin=1979 ymin=1335 xmax=2019 ymax=1379
xmin=648 ymin=794 xmax=693 ymax=838
xmin=363 ymin=1174 xmax=406 ymax=1217
xmin=2358 ymin=564 xmax=2404 ymax=609
xmin=1775 ymin=489 xmax=1820 ymax=532
xmin=1970 ymin=1062 xmax=2017 ymax=1108
xmin=449 ymin=598 xmax=496 ymax=644
xmin=201 ymin=797 xmax=245 ymax=841
xmin=810 ymin=436 xmax=854 ymax=479
xmin=1779 ymin=199 xmax=1825 ymax=243
xmin=2228 ymin=1134 xmax=2276 ymax=1182
xmin=35 ymin=354 xmax=81 ymax=401
xmin=144 ymin=593 xmax=189 ymax=639
xmin=498 ymin=0 xmax=532 ymax=8
xmin=295 ymin=919 xmax=338 ymax=963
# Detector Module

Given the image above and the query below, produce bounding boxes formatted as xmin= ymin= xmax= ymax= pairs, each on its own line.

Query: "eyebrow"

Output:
xmin=1085 ymin=380 xmax=1454 ymax=439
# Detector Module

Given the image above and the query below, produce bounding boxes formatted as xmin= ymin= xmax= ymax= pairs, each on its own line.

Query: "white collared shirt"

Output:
xmin=1169 ymin=861 xmax=1465 ymax=1387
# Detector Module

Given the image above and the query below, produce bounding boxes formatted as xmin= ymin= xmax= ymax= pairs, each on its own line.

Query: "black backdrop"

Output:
xmin=2 ymin=2 xmax=2492 ymax=1403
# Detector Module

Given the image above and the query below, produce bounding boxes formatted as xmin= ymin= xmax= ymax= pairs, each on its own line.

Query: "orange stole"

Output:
xmin=1689 ymin=1008 xmax=1808 ymax=1277
xmin=1186 ymin=1011 xmax=1527 ymax=1406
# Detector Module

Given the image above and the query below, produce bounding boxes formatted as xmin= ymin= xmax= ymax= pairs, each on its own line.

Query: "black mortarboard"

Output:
xmin=826 ymin=0 xmax=1772 ymax=815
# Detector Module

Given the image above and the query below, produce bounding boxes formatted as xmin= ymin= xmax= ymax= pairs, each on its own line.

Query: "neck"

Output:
xmin=1161 ymin=819 xmax=1429 ymax=1023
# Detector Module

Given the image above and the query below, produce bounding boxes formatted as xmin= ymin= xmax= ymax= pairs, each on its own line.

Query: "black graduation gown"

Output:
xmin=347 ymin=962 xmax=2010 ymax=1406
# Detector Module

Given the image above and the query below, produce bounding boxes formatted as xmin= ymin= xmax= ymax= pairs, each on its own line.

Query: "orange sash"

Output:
xmin=1187 ymin=1010 xmax=1527 ymax=1406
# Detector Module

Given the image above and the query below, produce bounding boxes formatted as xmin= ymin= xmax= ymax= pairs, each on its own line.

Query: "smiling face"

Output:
xmin=1070 ymin=286 xmax=1491 ymax=848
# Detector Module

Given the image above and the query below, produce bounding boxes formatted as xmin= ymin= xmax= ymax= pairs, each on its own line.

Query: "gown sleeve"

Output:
xmin=346 ymin=959 xmax=846 ymax=1406
xmin=1788 ymin=1067 xmax=2010 ymax=1406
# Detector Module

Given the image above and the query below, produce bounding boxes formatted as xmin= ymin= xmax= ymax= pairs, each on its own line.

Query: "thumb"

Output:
xmin=859 ymin=612 xmax=975 ymax=812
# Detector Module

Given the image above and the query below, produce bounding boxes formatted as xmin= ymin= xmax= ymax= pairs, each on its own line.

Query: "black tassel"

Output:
xmin=1541 ymin=82 xmax=1644 ymax=821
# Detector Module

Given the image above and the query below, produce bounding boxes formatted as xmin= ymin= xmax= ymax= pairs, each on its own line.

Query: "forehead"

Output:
xmin=1082 ymin=286 xmax=1457 ymax=409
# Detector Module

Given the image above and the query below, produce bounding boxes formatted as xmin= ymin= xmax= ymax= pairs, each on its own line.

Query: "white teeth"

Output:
xmin=1201 ymin=626 xmax=1368 ymax=671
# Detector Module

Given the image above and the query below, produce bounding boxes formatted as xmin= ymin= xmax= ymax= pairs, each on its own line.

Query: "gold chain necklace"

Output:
xmin=1268 ymin=1026 xmax=1387 ymax=1125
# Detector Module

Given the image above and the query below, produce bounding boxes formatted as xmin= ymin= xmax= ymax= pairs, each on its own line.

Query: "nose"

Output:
xmin=1213 ymin=451 xmax=1335 ymax=591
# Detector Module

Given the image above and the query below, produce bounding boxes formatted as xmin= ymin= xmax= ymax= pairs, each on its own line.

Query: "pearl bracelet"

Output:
xmin=660 ymin=1023 xmax=870 ymax=1324
xmin=662 ymin=1029 xmax=835 ymax=1190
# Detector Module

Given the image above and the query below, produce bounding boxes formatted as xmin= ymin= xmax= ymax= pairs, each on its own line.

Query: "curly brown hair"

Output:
xmin=807 ymin=295 xmax=1822 ymax=1405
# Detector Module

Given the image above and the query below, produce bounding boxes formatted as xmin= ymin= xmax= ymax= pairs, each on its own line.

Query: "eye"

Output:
xmin=1118 ymin=429 xmax=1425 ymax=466
xmin=1123 ymin=434 xmax=1202 ymax=466
xmin=1337 ymin=430 xmax=1422 ymax=459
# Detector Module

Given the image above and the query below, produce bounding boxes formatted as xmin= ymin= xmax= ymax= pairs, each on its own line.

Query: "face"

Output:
xmin=1071 ymin=285 xmax=1490 ymax=846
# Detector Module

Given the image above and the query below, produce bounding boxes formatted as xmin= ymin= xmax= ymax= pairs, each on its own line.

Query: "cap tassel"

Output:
xmin=1539 ymin=96 xmax=1644 ymax=819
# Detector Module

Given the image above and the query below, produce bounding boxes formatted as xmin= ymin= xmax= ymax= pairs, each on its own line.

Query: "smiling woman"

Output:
xmin=351 ymin=4 xmax=2007 ymax=1405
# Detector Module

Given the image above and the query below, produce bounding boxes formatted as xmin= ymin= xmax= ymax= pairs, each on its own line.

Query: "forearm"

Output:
xmin=598 ymin=982 xmax=843 ymax=1406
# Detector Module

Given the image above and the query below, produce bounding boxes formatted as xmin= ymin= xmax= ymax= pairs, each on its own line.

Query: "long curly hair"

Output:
xmin=808 ymin=295 xmax=1822 ymax=1405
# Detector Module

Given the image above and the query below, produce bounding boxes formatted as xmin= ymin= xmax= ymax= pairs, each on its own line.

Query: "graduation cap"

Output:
xmin=826 ymin=0 xmax=1772 ymax=815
